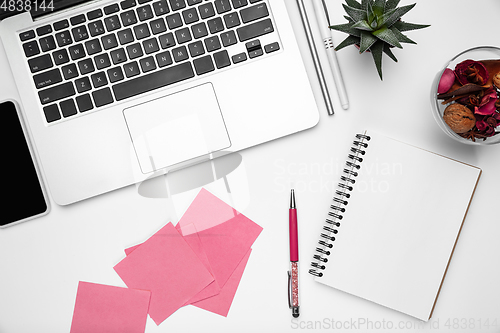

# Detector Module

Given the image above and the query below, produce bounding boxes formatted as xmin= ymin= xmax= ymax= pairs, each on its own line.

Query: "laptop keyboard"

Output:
xmin=19 ymin=0 xmax=280 ymax=123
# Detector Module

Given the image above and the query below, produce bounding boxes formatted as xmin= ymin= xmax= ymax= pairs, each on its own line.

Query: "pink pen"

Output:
xmin=288 ymin=189 xmax=300 ymax=318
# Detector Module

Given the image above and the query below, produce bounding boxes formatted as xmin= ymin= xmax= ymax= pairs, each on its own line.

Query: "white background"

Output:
xmin=1 ymin=0 xmax=499 ymax=332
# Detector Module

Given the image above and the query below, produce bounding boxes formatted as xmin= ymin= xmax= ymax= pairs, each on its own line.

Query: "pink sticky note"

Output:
xmin=70 ymin=281 xmax=150 ymax=333
xmin=177 ymin=189 xmax=262 ymax=288
xmin=192 ymin=248 xmax=252 ymax=317
xmin=114 ymin=222 xmax=214 ymax=325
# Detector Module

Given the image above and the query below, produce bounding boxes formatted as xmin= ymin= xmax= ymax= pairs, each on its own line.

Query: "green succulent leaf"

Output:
xmin=334 ymin=35 xmax=361 ymax=51
xmin=343 ymin=4 xmax=367 ymax=22
xmin=344 ymin=15 xmax=355 ymax=23
xmin=373 ymin=26 xmax=402 ymax=48
xmin=366 ymin=1 xmax=375 ymax=24
xmin=329 ymin=22 xmax=361 ymax=37
xmin=383 ymin=44 xmax=398 ymax=62
xmin=370 ymin=40 xmax=384 ymax=80
xmin=352 ymin=20 xmax=374 ymax=31
xmin=345 ymin=0 xmax=362 ymax=10
xmin=359 ymin=30 xmax=378 ymax=53
xmin=372 ymin=0 xmax=385 ymax=16
xmin=376 ymin=7 xmax=398 ymax=27
xmin=385 ymin=0 xmax=400 ymax=11
xmin=391 ymin=27 xmax=416 ymax=44
xmin=385 ymin=3 xmax=416 ymax=27
xmin=392 ymin=20 xmax=431 ymax=32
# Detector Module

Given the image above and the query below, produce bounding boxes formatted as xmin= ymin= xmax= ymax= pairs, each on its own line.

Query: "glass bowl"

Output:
xmin=430 ymin=46 xmax=500 ymax=145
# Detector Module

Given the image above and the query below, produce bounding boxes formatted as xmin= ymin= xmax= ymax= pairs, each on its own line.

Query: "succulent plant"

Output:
xmin=330 ymin=0 xmax=430 ymax=80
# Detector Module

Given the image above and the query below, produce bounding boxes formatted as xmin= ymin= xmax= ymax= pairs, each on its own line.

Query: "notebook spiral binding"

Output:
xmin=309 ymin=133 xmax=371 ymax=277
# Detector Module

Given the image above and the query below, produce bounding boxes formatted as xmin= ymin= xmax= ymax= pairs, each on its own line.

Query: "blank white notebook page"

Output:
xmin=316 ymin=131 xmax=481 ymax=321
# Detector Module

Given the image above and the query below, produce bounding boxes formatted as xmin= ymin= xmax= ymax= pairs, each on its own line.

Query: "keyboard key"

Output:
xmin=166 ymin=13 xmax=182 ymax=29
xmin=94 ymin=53 xmax=111 ymax=69
xmin=113 ymin=62 xmax=194 ymax=100
xmin=72 ymin=26 xmax=89 ymax=42
xmin=28 ymin=54 xmax=53 ymax=73
xmin=120 ymin=0 xmax=137 ymax=10
xmin=123 ymin=61 xmax=141 ymax=77
xmin=120 ymin=10 xmax=138 ymax=26
xmin=168 ymin=0 xmax=185 ymax=11
xmin=117 ymin=28 xmax=134 ymax=45
xmin=220 ymin=30 xmax=237 ymax=46
xmin=36 ymin=25 xmax=52 ymax=36
xmin=155 ymin=51 xmax=172 ymax=67
xmin=204 ymin=36 xmax=221 ymax=52
xmin=171 ymin=45 xmax=188 ymax=62
xmin=75 ymin=76 xmax=92 ymax=92
xmin=152 ymin=0 xmax=169 ymax=16
xmin=213 ymin=49 xmax=230 ymax=69
xmin=159 ymin=32 xmax=175 ymax=49
xmin=214 ymin=0 xmax=231 ymax=14
xmin=207 ymin=17 xmax=224 ymax=34
xmin=60 ymin=99 xmax=78 ymax=117
xmin=54 ymin=20 xmax=70 ymax=31
xmin=193 ymin=55 xmax=214 ymax=75
xmin=138 ymin=0 xmax=152 ymax=4
xmin=264 ymin=41 xmax=279 ymax=53
xmin=182 ymin=7 xmax=198 ymax=24
xmin=39 ymin=36 xmax=56 ymax=52
xmin=104 ymin=15 xmax=122 ymax=31
xmin=19 ymin=30 xmax=35 ymax=41
xmin=187 ymin=0 xmax=201 ymax=5
xmin=43 ymin=104 xmax=61 ymax=122
xmin=53 ymin=49 xmax=70 ymax=65
xmin=136 ymin=4 xmax=154 ymax=21
xmin=150 ymin=18 xmax=167 ymax=34
xmin=91 ymin=72 xmax=108 ymax=88
xmin=104 ymin=3 xmax=120 ymax=14
xmin=85 ymin=39 xmax=102 ymax=55
xmin=231 ymin=52 xmax=246 ymax=63
xmin=87 ymin=9 xmax=103 ymax=20
xmin=88 ymin=21 xmax=105 ymax=36
xmin=110 ymin=48 xmax=127 ymax=64
xmin=126 ymin=43 xmax=143 ymax=59
xmin=23 ymin=40 xmax=40 ymax=57
xmin=61 ymin=63 xmax=78 ymax=79
xmin=76 ymin=94 xmax=93 ymax=112
xmin=236 ymin=18 xmax=273 ymax=41
xmin=198 ymin=2 xmax=215 ymax=19
xmin=68 ymin=44 xmax=86 ymax=60
xmin=107 ymin=67 xmax=124 ymax=83
xmin=223 ymin=12 xmax=240 ymax=28
xmin=188 ymin=41 xmax=204 ymax=57
xmin=231 ymin=0 xmax=247 ymax=9
xmin=175 ymin=27 xmax=191 ymax=44
xmin=70 ymin=14 xmax=86 ymax=26
xmin=191 ymin=22 xmax=208 ymax=39
xmin=101 ymin=34 xmax=119 ymax=50
xmin=92 ymin=87 xmax=114 ymax=107
xmin=142 ymin=38 xmax=159 ymax=54
xmin=55 ymin=30 xmax=73 ymax=47
xmin=78 ymin=58 xmax=95 ymax=75
xmin=248 ymin=47 xmax=263 ymax=58
xmin=133 ymin=23 xmax=151 ymax=39
xmin=38 ymin=82 xmax=75 ymax=104
xmin=139 ymin=56 xmax=156 ymax=72
xmin=33 ymin=68 xmax=62 ymax=89
xmin=240 ymin=3 xmax=268 ymax=23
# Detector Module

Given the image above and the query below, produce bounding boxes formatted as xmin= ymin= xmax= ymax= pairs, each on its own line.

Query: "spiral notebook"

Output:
xmin=309 ymin=130 xmax=481 ymax=321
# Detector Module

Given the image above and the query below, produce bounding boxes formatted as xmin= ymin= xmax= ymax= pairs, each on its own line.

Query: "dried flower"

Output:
xmin=476 ymin=112 xmax=500 ymax=137
xmin=455 ymin=60 xmax=489 ymax=86
xmin=474 ymin=87 xmax=498 ymax=115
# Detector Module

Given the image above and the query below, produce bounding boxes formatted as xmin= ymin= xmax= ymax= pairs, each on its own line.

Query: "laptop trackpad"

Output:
xmin=123 ymin=83 xmax=231 ymax=174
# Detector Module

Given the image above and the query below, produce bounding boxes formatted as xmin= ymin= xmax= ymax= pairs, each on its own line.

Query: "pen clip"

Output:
xmin=287 ymin=270 xmax=292 ymax=309
xmin=321 ymin=0 xmax=331 ymax=26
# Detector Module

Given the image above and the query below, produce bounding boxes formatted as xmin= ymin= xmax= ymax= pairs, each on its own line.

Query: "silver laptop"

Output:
xmin=0 ymin=0 xmax=319 ymax=205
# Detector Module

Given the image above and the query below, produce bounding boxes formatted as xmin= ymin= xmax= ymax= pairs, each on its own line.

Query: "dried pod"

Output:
xmin=443 ymin=104 xmax=476 ymax=134
xmin=493 ymin=72 xmax=500 ymax=89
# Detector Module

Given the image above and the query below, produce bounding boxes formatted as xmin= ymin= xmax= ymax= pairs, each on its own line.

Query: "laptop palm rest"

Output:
xmin=123 ymin=83 xmax=231 ymax=174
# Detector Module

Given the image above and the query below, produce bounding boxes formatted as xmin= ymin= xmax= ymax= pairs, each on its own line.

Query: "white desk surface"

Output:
xmin=1 ymin=1 xmax=499 ymax=332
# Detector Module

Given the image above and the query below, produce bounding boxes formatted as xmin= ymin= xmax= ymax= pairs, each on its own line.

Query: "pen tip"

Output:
xmin=290 ymin=189 xmax=296 ymax=209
